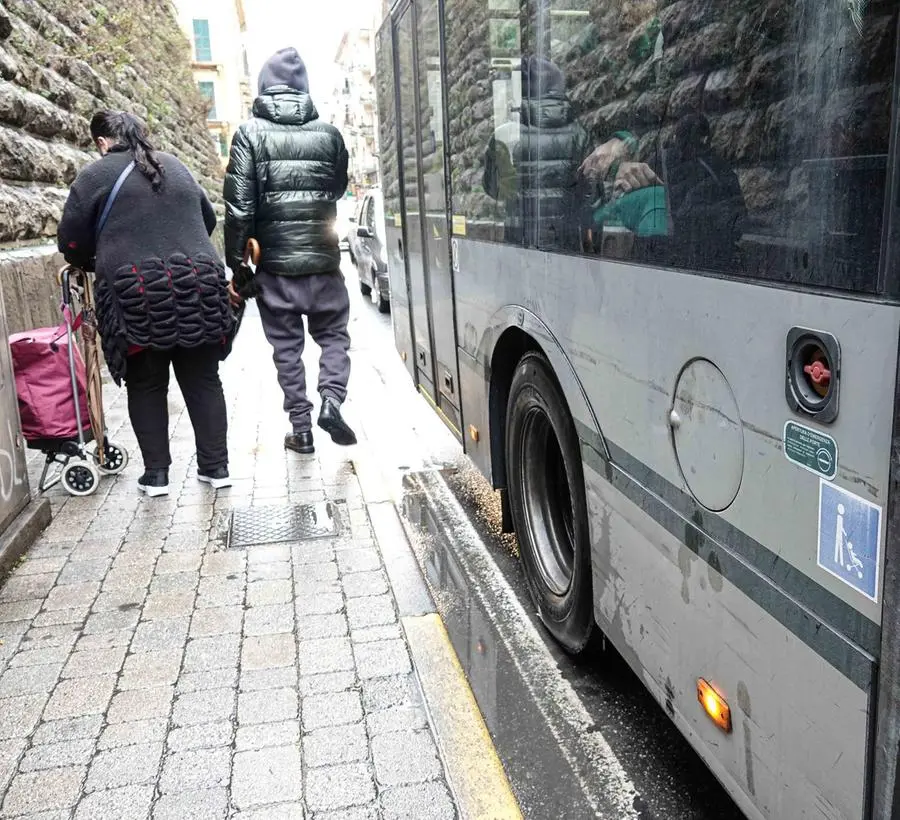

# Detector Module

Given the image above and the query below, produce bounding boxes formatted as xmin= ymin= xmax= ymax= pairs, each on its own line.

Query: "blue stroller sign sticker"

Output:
xmin=818 ymin=480 xmax=882 ymax=601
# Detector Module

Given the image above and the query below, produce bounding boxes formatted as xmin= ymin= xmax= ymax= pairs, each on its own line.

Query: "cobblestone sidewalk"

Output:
xmin=0 ymin=302 xmax=458 ymax=819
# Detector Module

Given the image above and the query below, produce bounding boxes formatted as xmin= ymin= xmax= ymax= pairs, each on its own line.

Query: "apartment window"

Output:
xmin=198 ymin=82 xmax=217 ymax=120
xmin=193 ymin=19 xmax=212 ymax=62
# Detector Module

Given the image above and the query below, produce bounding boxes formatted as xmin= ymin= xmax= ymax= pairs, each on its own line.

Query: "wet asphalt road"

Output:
xmin=343 ymin=254 xmax=746 ymax=820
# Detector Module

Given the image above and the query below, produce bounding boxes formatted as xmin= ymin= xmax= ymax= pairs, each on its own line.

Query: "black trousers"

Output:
xmin=125 ymin=345 xmax=228 ymax=473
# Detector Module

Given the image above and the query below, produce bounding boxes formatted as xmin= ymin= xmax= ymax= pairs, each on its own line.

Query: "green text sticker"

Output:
xmin=783 ymin=421 xmax=838 ymax=480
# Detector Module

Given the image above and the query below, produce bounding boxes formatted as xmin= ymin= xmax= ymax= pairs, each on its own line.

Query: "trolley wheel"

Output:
xmin=505 ymin=352 xmax=594 ymax=654
xmin=61 ymin=459 xmax=100 ymax=497
xmin=94 ymin=441 xmax=129 ymax=475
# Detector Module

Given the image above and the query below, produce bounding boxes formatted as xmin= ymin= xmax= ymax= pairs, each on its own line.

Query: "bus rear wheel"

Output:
xmin=506 ymin=352 xmax=594 ymax=654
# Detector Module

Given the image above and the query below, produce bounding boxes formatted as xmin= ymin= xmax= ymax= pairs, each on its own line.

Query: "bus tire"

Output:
xmin=506 ymin=352 xmax=594 ymax=654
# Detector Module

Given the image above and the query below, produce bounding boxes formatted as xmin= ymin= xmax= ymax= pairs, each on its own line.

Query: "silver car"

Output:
xmin=348 ymin=189 xmax=389 ymax=313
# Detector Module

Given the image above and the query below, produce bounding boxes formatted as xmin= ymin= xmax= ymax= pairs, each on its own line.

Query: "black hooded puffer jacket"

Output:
xmin=224 ymin=89 xmax=349 ymax=275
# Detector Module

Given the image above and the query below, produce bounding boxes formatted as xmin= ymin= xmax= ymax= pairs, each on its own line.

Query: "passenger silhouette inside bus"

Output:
xmin=580 ymin=114 xmax=746 ymax=270
xmin=580 ymin=130 xmax=666 ymax=255
xmin=483 ymin=55 xmax=590 ymax=251
xmin=662 ymin=114 xmax=747 ymax=270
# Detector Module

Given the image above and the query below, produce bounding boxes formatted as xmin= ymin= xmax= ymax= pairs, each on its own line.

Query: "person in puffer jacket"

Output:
xmin=57 ymin=110 xmax=234 ymax=498
xmin=484 ymin=56 xmax=592 ymax=250
xmin=224 ymin=48 xmax=354 ymax=456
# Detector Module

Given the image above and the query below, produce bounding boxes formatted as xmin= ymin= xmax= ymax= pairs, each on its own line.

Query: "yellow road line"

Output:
xmin=403 ymin=613 xmax=523 ymax=820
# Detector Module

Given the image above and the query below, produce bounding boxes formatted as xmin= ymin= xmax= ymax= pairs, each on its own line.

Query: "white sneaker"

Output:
xmin=138 ymin=470 xmax=169 ymax=497
xmin=198 ymin=468 xmax=232 ymax=489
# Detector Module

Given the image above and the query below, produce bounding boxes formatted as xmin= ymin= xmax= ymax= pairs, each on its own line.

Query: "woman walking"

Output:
xmin=57 ymin=111 xmax=234 ymax=497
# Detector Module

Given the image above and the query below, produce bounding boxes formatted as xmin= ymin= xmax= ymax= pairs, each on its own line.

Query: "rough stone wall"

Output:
xmin=0 ymin=0 xmax=224 ymax=331
xmin=443 ymin=0 xmax=897 ymax=245
xmin=0 ymin=245 xmax=68 ymax=333
xmin=0 ymin=0 xmax=222 ymax=245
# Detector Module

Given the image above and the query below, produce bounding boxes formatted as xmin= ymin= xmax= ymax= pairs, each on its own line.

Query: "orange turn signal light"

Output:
xmin=468 ymin=425 xmax=480 ymax=443
xmin=698 ymin=678 xmax=732 ymax=733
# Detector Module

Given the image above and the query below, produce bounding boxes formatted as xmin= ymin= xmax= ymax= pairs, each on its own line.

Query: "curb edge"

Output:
xmin=354 ymin=456 xmax=521 ymax=820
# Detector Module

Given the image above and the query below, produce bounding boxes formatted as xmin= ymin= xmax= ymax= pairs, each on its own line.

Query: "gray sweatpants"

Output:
xmin=256 ymin=269 xmax=351 ymax=433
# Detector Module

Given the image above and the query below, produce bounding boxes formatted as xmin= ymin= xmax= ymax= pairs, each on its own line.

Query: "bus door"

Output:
xmin=394 ymin=0 xmax=463 ymax=438
xmin=374 ymin=19 xmax=415 ymax=385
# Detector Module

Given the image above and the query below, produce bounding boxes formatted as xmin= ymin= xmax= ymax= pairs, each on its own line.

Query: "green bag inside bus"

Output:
xmin=593 ymin=185 xmax=669 ymax=237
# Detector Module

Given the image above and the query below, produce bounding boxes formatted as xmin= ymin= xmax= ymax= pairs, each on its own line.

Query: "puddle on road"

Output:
xmin=400 ymin=469 xmax=744 ymax=820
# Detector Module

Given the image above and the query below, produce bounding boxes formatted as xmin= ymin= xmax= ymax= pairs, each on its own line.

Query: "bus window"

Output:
xmin=533 ymin=0 xmax=897 ymax=294
xmin=445 ymin=0 xmax=532 ymax=244
xmin=376 ymin=23 xmax=400 ymax=232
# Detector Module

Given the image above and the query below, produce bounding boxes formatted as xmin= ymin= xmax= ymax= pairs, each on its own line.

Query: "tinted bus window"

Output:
xmin=445 ymin=0 xmax=534 ymax=243
xmin=376 ymin=22 xmax=400 ymax=227
xmin=520 ymin=0 xmax=897 ymax=293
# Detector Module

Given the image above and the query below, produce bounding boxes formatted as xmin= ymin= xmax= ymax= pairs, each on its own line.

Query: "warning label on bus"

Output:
xmin=783 ymin=421 xmax=837 ymax=480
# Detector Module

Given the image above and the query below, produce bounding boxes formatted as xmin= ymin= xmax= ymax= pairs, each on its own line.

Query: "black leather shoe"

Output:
xmin=317 ymin=397 xmax=357 ymax=446
xmin=285 ymin=432 xmax=314 ymax=454
xmin=138 ymin=469 xmax=169 ymax=498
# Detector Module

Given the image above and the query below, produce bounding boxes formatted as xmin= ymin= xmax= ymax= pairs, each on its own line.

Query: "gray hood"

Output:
xmin=257 ymin=47 xmax=309 ymax=95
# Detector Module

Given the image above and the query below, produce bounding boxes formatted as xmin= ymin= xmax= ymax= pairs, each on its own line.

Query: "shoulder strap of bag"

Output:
xmin=95 ymin=160 xmax=136 ymax=242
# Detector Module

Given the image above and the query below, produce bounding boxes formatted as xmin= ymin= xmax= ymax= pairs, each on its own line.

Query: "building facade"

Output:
xmin=333 ymin=28 xmax=379 ymax=193
xmin=173 ymin=0 xmax=253 ymax=166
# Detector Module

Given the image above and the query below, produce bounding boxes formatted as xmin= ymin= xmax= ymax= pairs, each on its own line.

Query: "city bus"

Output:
xmin=373 ymin=0 xmax=900 ymax=818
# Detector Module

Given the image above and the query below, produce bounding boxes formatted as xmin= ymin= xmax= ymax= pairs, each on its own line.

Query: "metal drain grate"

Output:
xmin=227 ymin=502 xmax=341 ymax=548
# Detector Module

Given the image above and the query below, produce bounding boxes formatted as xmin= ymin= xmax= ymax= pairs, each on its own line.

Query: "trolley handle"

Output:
xmin=59 ymin=265 xmax=73 ymax=306
xmin=51 ymin=266 xmax=85 ymax=347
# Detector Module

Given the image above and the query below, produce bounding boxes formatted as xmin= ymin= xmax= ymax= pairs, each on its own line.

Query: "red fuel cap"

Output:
xmin=804 ymin=360 xmax=831 ymax=387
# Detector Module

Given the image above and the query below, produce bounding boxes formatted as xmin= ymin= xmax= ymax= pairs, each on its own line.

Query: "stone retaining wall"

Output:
xmin=0 ymin=0 xmax=224 ymax=330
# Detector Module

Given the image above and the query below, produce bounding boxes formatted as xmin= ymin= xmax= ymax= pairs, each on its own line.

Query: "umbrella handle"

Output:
xmin=57 ymin=265 xmax=74 ymax=300
xmin=57 ymin=265 xmax=91 ymax=307
xmin=57 ymin=264 xmax=86 ymax=286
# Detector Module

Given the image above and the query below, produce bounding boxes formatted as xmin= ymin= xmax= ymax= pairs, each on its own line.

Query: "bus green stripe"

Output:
xmin=577 ymin=421 xmax=879 ymax=691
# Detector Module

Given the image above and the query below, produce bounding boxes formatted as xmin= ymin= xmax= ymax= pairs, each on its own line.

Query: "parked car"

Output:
xmin=349 ymin=189 xmax=390 ymax=313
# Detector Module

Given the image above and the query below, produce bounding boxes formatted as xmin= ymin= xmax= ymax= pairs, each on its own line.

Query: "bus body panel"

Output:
xmin=588 ymin=468 xmax=869 ymax=820
xmin=454 ymin=239 xmax=897 ymax=625
xmin=451 ymin=235 xmax=891 ymax=819
xmin=458 ymin=347 xmax=491 ymax=475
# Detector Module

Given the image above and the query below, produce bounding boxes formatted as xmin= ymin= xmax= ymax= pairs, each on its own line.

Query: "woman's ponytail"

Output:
xmin=90 ymin=110 xmax=166 ymax=192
